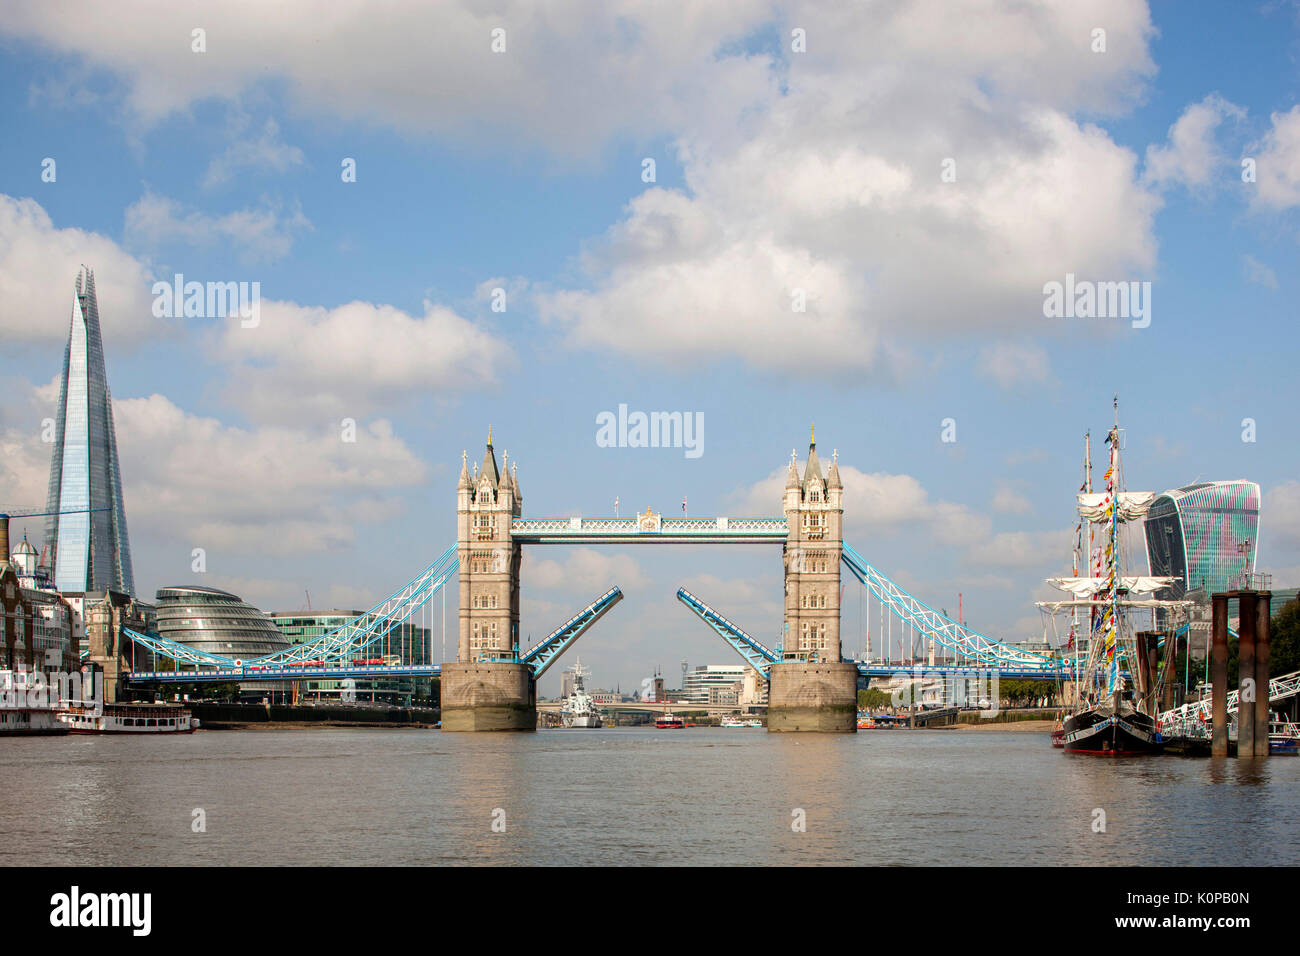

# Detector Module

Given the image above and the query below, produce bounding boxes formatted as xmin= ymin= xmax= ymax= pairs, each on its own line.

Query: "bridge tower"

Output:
xmin=441 ymin=430 xmax=535 ymax=731
xmin=769 ymin=428 xmax=858 ymax=732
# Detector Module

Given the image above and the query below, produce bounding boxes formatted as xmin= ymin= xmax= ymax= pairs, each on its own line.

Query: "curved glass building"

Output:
xmin=1143 ymin=480 xmax=1261 ymax=600
xmin=154 ymin=585 xmax=291 ymax=659
xmin=155 ymin=586 xmax=291 ymax=701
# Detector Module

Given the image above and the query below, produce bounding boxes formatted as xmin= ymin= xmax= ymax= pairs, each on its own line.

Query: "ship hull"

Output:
xmin=1063 ymin=707 xmax=1162 ymax=756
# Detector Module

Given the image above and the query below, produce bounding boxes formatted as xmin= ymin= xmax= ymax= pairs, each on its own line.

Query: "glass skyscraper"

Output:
xmin=1143 ymin=480 xmax=1261 ymax=600
xmin=43 ymin=267 xmax=136 ymax=596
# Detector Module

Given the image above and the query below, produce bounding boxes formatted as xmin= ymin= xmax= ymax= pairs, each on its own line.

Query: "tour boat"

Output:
xmin=720 ymin=716 xmax=745 ymax=727
xmin=655 ymin=712 xmax=685 ymax=729
xmin=857 ymin=713 xmax=876 ymax=730
xmin=58 ymin=702 xmax=196 ymax=734
xmin=0 ymin=705 xmax=69 ymax=736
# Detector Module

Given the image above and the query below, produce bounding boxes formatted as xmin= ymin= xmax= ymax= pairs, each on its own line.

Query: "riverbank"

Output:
xmin=190 ymin=701 xmax=439 ymax=729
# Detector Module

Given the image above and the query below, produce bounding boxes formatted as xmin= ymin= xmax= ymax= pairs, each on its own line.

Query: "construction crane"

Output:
xmin=0 ymin=506 xmax=111 ymax=557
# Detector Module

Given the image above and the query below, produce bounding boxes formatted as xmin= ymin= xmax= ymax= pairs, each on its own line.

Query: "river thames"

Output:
xmin=5 ymin=727 xmax=1298 ymax=866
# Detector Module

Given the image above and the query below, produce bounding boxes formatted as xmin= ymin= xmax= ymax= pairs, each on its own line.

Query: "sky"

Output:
xmin=0 ymin=0 xmax=1297 ymax=695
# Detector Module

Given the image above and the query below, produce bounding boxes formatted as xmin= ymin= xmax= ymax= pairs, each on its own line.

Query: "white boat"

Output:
xmin=560 ymin=658 xmax=603 ymax=728
xmin=720 ymin=716 xmax=745 ymax=727
xmin=0 ymin=705 xmax=69 ymax=736
xmin=58 ymin=702 xmax=195 ymax=734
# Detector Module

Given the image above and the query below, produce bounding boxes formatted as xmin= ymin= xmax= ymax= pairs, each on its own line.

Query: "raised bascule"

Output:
xmin=113 ymin=425 xmax=1078 ymax=728
xmin=441 ymin=427 xmax=859 ymax=731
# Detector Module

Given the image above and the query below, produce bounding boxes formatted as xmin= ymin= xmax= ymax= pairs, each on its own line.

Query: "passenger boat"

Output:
xmin=655 ymin=712 xmax=685 ymax=729
xmin=0 ymin=705 xmax=69 ymax=736
xmin=720 ymin=716 xmax=745 ymax=727
xmin=58 ymin=702 xmax=195 ymax=734
xmin=1038 ymin=400 xmax=1189 ymax=756
xmin=856 ymin=713 xmax=876 ymax=730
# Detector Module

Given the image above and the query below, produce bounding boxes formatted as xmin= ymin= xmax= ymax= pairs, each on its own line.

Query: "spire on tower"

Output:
xmin=827 ymin=448 xmax=842 ymax=489
xmin=457 ymin=450 xmax=471 ymax=490
xmin=786 ymin=449 xmax=800 ymax=489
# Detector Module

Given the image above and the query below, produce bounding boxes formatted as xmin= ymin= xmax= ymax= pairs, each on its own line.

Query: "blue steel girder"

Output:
xmin=119 ymin=544 xmax=459 ymax=670
xmin=511 ymin=516 xmax=786 ymax=545
xmin=675 ymin=587 xmax=778 ymax=678
xmin=519 ymin=587 xmax=624 ymax=679
xmin=126 ymin=663 xmax=442 ymax=683
xmin=841 ymin=542 xmax=1078 ymax=671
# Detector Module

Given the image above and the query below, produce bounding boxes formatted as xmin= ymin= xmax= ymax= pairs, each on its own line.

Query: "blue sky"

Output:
xmin=0 ymin=1 xmax=1297 ymax=693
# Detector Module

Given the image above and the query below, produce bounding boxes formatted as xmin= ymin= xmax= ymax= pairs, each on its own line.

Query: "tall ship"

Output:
xmin=1038 ymin=400 xmax=1188 ymax=755
xmin=559 ymin=658 xmax=603 ymax=728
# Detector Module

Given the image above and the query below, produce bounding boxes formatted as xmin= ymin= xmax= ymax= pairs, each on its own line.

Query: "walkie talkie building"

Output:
xmin=43 ymin=267 xmax=136 ymax=596
xmin=1143 ymin=480 xmax=1261 ymax=601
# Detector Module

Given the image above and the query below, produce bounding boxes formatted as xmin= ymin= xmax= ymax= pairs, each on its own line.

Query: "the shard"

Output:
xmin=43 ymin=267 xmax=135 ymax=596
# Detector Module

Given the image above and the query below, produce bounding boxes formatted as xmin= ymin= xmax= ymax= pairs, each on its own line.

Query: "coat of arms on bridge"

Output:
xmin=637 ymin=508 xmax=661 ymax=532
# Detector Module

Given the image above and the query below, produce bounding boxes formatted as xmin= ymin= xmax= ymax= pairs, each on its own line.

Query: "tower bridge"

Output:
xmin=93 ymin=427 xmax=1075 ymax=731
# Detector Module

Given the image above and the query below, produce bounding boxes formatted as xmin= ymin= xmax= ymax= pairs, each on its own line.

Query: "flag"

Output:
xmin=682 ymin=496 xmax=687 ymax=514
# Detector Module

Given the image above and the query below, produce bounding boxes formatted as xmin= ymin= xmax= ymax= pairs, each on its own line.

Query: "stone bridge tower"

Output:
xmin=782 ymin=428 xmax=843 ymax=661
xmin=455 ymin=430 xmax=521 ymax=661
xmin=443 ymin=430 xmax=534 ymax=731
xmin=769 ymin=428 xmax=858 ymax=732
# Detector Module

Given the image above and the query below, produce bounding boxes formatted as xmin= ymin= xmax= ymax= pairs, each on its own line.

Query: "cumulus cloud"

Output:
xmin=0 ymin=1 xmax=778 ymax=157
xmin=730 ymin=461 xmax=990 ymax=546
xmin=536 ymin=3 xmax=1160 ymax=376
xmin=1249 ymin=105 xmax=1300 ymax=211
xmin=0 ymin=194 xmax=161 ymax=346
xmin=124 ymin=192 xmax=312 ymax=264
xmin=202 ymin=117 xmax=305 ymax=189
xmin=108 ymin=392 xmax=428 ymax=556
xmin=1144 ymin=93 xmax=1245 ymax=190
xmin=525 ymin=548 xmax=650 ymax=595
xmin=215 ymin=297 xmax=507 ymax=422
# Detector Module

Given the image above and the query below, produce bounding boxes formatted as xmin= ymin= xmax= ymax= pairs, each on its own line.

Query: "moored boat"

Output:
xmin=1038 ymin=400 xmax=1188 ymax=757
xmin=58 ymin=701 xmax=195 ymax=734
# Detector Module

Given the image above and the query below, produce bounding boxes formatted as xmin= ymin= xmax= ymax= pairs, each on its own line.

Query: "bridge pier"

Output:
xmin=767 ymin=661 xmax=858 ymax=732
xmin=440 ymin=661 xmax=536 ymax=732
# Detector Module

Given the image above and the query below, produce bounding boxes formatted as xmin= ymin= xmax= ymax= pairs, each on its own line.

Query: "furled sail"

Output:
xmin=1046 ymin=576 xmax=1181 ymax=597
xmin=1076 ymin=491 xmax=1156 ymax=522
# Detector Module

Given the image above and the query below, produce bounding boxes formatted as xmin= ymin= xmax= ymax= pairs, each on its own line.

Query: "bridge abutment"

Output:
xmin=767 ymin=661 xmax=858 ymax=733
xmin=440 ymin=661 xmax=536 ymax=731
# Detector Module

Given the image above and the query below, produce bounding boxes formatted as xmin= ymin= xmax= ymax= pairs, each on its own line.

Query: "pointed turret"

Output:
xmin=511 ymin=460 xmax=521 ymax=500
xmin=786 ymin=449 xmax=800 ymax=489
xmin=479 ymin=427 xmax=500 ymax=489
xmin=828 ymin=448 xmax=842 ymax=490
xmin=802 ymin=424 xmax=823 ymax=482
xmin=457 ymin=450 xmax=471 ymax=490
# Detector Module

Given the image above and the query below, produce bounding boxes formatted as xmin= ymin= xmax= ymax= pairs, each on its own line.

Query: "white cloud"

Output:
xmin=0 ymin=194 xmax=160 ymax=345
xmin=107 ymin=392 xmax=428 ymax=557
xmin=1249 ymin=105 xmax=1300 ymax=211
xmin=124 ymin=192 xmax=312 ymax=264
xmin=1144 ymin=93 xmax=1245 ymax=190
xmin=215 ymin=297 xmax=507 ymax=422
xmin=0 ymin=2 xmax=778 ymax=157
xmin=525 ymin=548 xmax=650 ymax=595
xmin=535 ymin=3 xmax=1160 ymax=376
xmin=991 ymin=484 xmax=1033 ymax=515
xmin=202 ymin=117 xmax=305 ymax=188
xmin=731 ymin=462 xmax=990 ymax=546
